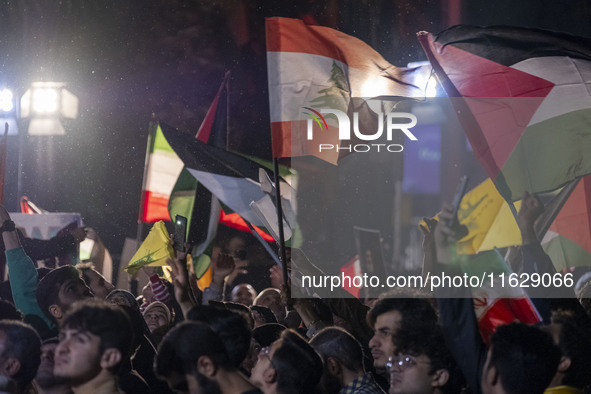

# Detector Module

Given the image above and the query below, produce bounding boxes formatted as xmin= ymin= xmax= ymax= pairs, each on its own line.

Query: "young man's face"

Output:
xmin=250 ymin=340 xmax=279 ymax=389
xmin=388 ymin=354 xmax=436 ymax=394
xmin=369 ymin=310 xmax=402 ymax=368
xmin=144 ymin=308 xmax=169 ymax=333
xmin=35 ymin=342 xmax=68 ymax=389
xmin=54 ymin=328 xmax=103 ymax=386
xmin=58 ymin=277 xmax=93 ymax=311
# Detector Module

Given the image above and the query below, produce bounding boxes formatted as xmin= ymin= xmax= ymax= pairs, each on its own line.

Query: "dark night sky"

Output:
xmin=2 ymin=0 xmax=590 ymax=260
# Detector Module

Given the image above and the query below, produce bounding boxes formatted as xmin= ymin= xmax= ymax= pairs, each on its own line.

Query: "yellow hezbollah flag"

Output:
xmin=125 ymin=221 xmax=175 ymax=275
xmin=421 ymin=179 xmax=522 ymax=254
xmin=457 ymin=179 xmax=522 ymax=254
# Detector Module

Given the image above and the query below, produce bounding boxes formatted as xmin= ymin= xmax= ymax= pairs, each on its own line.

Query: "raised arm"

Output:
xmin=1 ymin=205 xmax=54 ymax=329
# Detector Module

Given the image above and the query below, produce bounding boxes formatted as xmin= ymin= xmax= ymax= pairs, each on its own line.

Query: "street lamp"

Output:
xmin=16 ymin=82 xmax=79 ymax=207
xmin=20 ymin=82 xmax=79 ymax=135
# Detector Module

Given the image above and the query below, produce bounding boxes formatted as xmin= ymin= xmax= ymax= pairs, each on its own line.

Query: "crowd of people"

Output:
xmin=1 ymin=190 xmax=591 ymax=394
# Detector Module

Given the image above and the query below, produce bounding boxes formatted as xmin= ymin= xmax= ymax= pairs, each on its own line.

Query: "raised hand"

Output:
xmin=166 ymin=256 xmax=192 ymax=317
xmin=517 ymin=192 xmax=544 ymax=244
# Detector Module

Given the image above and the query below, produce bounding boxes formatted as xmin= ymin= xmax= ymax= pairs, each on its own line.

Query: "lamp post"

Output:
xmin=16 ymin=82 xmax=79 ymax=208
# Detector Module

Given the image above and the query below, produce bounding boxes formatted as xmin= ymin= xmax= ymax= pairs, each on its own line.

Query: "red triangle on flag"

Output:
xmin=434 ymin=44 xmax=555 ymax=175
xmin=548 ymin=176 xmax=591 ymax=254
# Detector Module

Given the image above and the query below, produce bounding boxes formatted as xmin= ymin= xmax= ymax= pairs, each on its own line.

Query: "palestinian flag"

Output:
xmin=542 ymin=175 xmax=591 ymax=269
xmin=462 ymin=249 xmax=542 ymax=343
xmin=140 ymin=123 xmax=184 ymax=222
xmin=196 ymin=71 xmax=230 ymax=148
xmin=266 ymin=17 xmax=428 ymax=164
xmin=160 ymin=122 xmax=274 ymax=230
xmin=168 ymin=72 xmax=275 ymax=253
xmin=418 ymin=26 xmax=591 ymax=201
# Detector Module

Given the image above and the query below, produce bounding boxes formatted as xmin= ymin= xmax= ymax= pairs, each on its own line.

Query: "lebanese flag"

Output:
xmin=464 ymin=250 xmax=542 ymax=344
xmin=140 ymin=123 xmax=184 ymax=223
xmin=418 ymin=26 xmax=591 ymax=201
xmin=542 ymin=175 xmax=591 ymax=269
xmin=266 ymin=17 xmax=428 ymax=164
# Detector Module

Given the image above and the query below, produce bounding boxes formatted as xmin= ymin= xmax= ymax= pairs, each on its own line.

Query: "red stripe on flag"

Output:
xmin=340 ymin=256 xmax=361 ymax=298
xmin=219 ymin=211 xmax=275 ymax=242
xmin=266 ymin=17 xmax=387 ymax=70
xmin=196 ymin=96 xmax=220 ymax=143
xmin=266 ymin=17 xmax=350 ymax=64
xmin=142 ymin=191 xmax=171 ymax=222
xmin=477 ymin=297 xmax=541 ymax=344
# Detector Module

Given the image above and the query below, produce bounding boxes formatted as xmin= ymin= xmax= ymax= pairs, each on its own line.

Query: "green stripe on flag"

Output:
xmin=153 ymin=124 xmax=176 ymax=153
xmin=543 ymin=234 xmax=591 ymax=270
xmin=168 ymin=167 xmax=198 ymax=227
xmin=499 ymin=108 xmax=591 ymax=201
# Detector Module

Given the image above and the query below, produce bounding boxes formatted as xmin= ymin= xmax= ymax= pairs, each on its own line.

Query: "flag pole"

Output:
xmin=132 ymin=120 xmax=156 ymax=295
xmin=273 ymin=158 xmax=289 ymax=287
xmin=244 ymin=220 xmax=281 ymax=266
xmin=137 ymin=121 xmax=156 ymax=244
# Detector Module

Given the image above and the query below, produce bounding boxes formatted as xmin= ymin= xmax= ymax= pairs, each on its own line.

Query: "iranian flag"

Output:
xmin=463 ymin=250 xmax=542 ymax=343
xmin=140 ymin=123 xmax=184 ymax=223
xmin=418 ymin=26 xmax=591 ymax=201
xmin=542 ymin=175 xmax=591 ymax=269
xmin=266 ymin=17 xmax=428 ymax=164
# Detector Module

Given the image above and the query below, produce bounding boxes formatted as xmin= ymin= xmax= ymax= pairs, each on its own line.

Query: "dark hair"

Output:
xmin=222 ymin=302 xmax=255 ymax=329
xmin=0 ymin=320 xmax=41 ymax=389
xmin=0 ymin=300 xmax=23 ymax=320
xmin=489 ymin=323 xmax=561 ymax=394
xmin=394 ymin=324 xmax=465 ymax=394
xmin=556 ymin=318 xmax=591 ymax=389
xmin=62 ymin=299 xmax=134 ymax=373
xmin=155 ymin=321 xmax=232 ymax=379
xmin=309 ymin=327 xmax=364 ymax=372
xmin=252 ymin=323 xmax=286 ymax=348
xmin=366 ymin=298 xmax=438 ymax=329
xmin=36 ymin=266 xmax=80 ymax=322
xmin=272 ymin=329 xmax=323 ymax=394
xmin=250 ymin=305 xmax=278 ymax=324
xmin=187 ymin=305 xmax=252 ymax=368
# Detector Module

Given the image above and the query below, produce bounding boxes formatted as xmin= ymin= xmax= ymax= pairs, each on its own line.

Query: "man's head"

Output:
xmin=250 ymin=329 xmax=322 ymax=394
xmin=156 ymin=321 xmax=232 ymax=394
xmin=548 ymin=318 xmax=591 ymax=390
xmin=54 ymin=299 xmax=133 ymax=387
xmin=367 ymin=298 xmax=437 ymax=368
xmin=187 ymin=305 xmax=252 ymax=368
xmin=254 ymin=288 xmax=286 ymax=323
xmin=231 ymin=284 xmax=257 ymax=306
xmin=0 ymin=320 xmax=41 ymax=392
xmin=36 ymin=266 xmax=93 ymax=325
xmin=309 ymin=327 xmax=365 ymax=392
xmin=481 ymin=323 xmax=561 ymax=394
xmin=143 ymin=301 xmax=171 ymax=333
xmin=35 ymin=337 xmax=69 ymax=391
xmin=389 ymin=325 xmax=463 ymax=394
xmin=76 ymin=263 xmax=115 ymax=300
